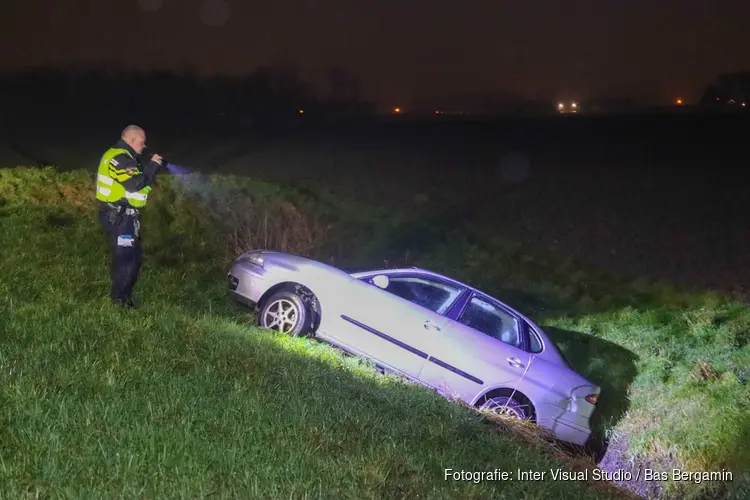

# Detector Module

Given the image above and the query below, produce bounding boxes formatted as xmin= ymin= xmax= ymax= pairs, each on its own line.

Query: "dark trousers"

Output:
xmin=98 ymin=205 xmax=142 ymax=302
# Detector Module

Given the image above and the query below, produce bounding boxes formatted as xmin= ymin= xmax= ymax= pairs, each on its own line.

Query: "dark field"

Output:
xmin=2 ymin=112 xmax=749 ymax=499
xmin=5 ymin=112 xmax=749 ymax=298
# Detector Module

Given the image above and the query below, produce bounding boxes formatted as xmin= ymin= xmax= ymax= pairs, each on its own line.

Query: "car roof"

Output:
xmin=350 ymin=266 xmax=542 ymax=325
xmin=350 ymin=266 xmax=477 ymax=291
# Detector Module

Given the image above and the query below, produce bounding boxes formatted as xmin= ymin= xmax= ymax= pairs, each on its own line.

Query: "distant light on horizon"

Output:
xmin=393 ymin=107 xmax=401 ymax=114
xmin=676 ymin=98 xmax=683 ymax=105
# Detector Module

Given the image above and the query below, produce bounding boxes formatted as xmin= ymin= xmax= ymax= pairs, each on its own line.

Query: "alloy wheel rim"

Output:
xmin=263 ymin=299 xmax=299 ymax=333
xmin=484 ymin=401 xmax=524 ymax=419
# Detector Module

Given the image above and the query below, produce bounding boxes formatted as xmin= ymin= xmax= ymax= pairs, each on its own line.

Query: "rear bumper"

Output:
xmin=537 ymin=406 xmax=593 ymax=446
xmin=550 ymin=417 xmax=592 ymax=446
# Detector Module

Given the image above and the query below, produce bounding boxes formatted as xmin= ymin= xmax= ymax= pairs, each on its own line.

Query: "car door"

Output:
xmin=419 ymin=292 xmax=532 ymax=402
xmin=328 ymin=273 xmax=465 ymax=381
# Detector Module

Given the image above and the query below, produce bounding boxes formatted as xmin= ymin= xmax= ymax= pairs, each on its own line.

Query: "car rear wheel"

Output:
xmin=258 ymin=290 xmax=313 ymax=337
xmin=480 ymin=396 xmax=529 ymax=420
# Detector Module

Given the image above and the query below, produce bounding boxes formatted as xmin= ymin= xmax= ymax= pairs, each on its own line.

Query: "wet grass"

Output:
xmin=0 ymin=167 xmax=633 ymax=499
xmin=0 ymin=165 xmax=748 ymax=499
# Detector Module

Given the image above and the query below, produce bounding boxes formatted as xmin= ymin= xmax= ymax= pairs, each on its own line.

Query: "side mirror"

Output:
xmin=372 ymin=275 xmax=390 ymax=289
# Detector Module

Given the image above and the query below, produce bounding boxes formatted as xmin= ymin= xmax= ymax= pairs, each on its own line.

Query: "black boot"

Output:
xmin=112 ymin=297 xmax=137 ymax=308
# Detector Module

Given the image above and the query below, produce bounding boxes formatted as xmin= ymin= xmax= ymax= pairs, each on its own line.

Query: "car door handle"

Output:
xmin=423 ymin=320 xmax=441 ymax=331
xmin=507 ymin=357 xmax=525 ymax=368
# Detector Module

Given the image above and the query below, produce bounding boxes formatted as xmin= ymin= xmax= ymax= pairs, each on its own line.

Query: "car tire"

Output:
xmin=480 ymin=396 xmax=530 ymax=420
xmin=258 ymin=290 xmax=313 ymax=337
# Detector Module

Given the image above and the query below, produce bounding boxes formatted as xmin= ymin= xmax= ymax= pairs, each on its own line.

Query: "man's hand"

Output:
xmin=151 ymin=154 xmax=163 ymax=166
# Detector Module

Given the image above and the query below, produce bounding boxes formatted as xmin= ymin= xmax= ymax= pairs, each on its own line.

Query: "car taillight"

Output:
xmin=585 ymin=394 xmax=598 ymax=405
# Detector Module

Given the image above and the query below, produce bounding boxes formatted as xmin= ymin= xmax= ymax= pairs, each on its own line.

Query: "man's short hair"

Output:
xmin=121 ymin=125 xmax=145 ymax=139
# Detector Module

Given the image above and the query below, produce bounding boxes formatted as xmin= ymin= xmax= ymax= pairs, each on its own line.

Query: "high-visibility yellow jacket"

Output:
xmin=95 ymin=141 xmax=156 ymax=208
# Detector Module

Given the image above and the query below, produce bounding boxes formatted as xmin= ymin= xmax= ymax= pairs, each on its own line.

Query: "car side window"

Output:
xmin=458 ymin=296 xmax=521 ymax=348
xmin=381 ymin=276 xmax=462 ymax=315
xmin=528 ymin=326 xmax=543 ymax=353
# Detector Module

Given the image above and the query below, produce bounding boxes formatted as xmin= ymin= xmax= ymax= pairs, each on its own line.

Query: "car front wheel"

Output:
xmin=258 ymin=290 xmax=313 ymax=337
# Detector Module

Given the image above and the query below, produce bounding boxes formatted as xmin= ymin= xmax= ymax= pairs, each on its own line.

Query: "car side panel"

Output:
xmin=418 ymin=319 xmax=531 ymax=402
xmin=320 ymin=278 xmax=455 ymax=380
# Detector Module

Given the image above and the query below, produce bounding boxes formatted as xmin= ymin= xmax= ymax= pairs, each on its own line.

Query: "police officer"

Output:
xmin=95 ymin=125 xmax=163 ymax=307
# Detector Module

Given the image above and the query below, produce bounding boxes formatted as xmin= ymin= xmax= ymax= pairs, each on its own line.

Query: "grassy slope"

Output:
xmin=0 ymin=167 xmax=631 ymax=499
xmin=1 ymin=166 xmax=748 ymax=498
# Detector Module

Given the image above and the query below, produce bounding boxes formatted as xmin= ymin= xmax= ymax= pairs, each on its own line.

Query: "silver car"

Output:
xmin=228 ymin=250 xmax=600 ymax=446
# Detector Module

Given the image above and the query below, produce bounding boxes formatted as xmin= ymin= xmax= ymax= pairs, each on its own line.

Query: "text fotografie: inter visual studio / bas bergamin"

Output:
xmin=445 ymin=468 xmax=733 ymax=483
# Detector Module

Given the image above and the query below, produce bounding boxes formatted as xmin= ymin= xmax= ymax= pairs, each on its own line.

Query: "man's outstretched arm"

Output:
xmin=107 ymin=153 xmax=161 ymax=192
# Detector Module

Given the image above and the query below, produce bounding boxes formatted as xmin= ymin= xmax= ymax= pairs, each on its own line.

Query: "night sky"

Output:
xmin=2 ymin=0 xmax=749 ymax=105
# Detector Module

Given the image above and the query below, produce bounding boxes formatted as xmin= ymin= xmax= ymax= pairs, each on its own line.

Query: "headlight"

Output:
xmin=242 ymin=252 xmax=264 ymax=267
